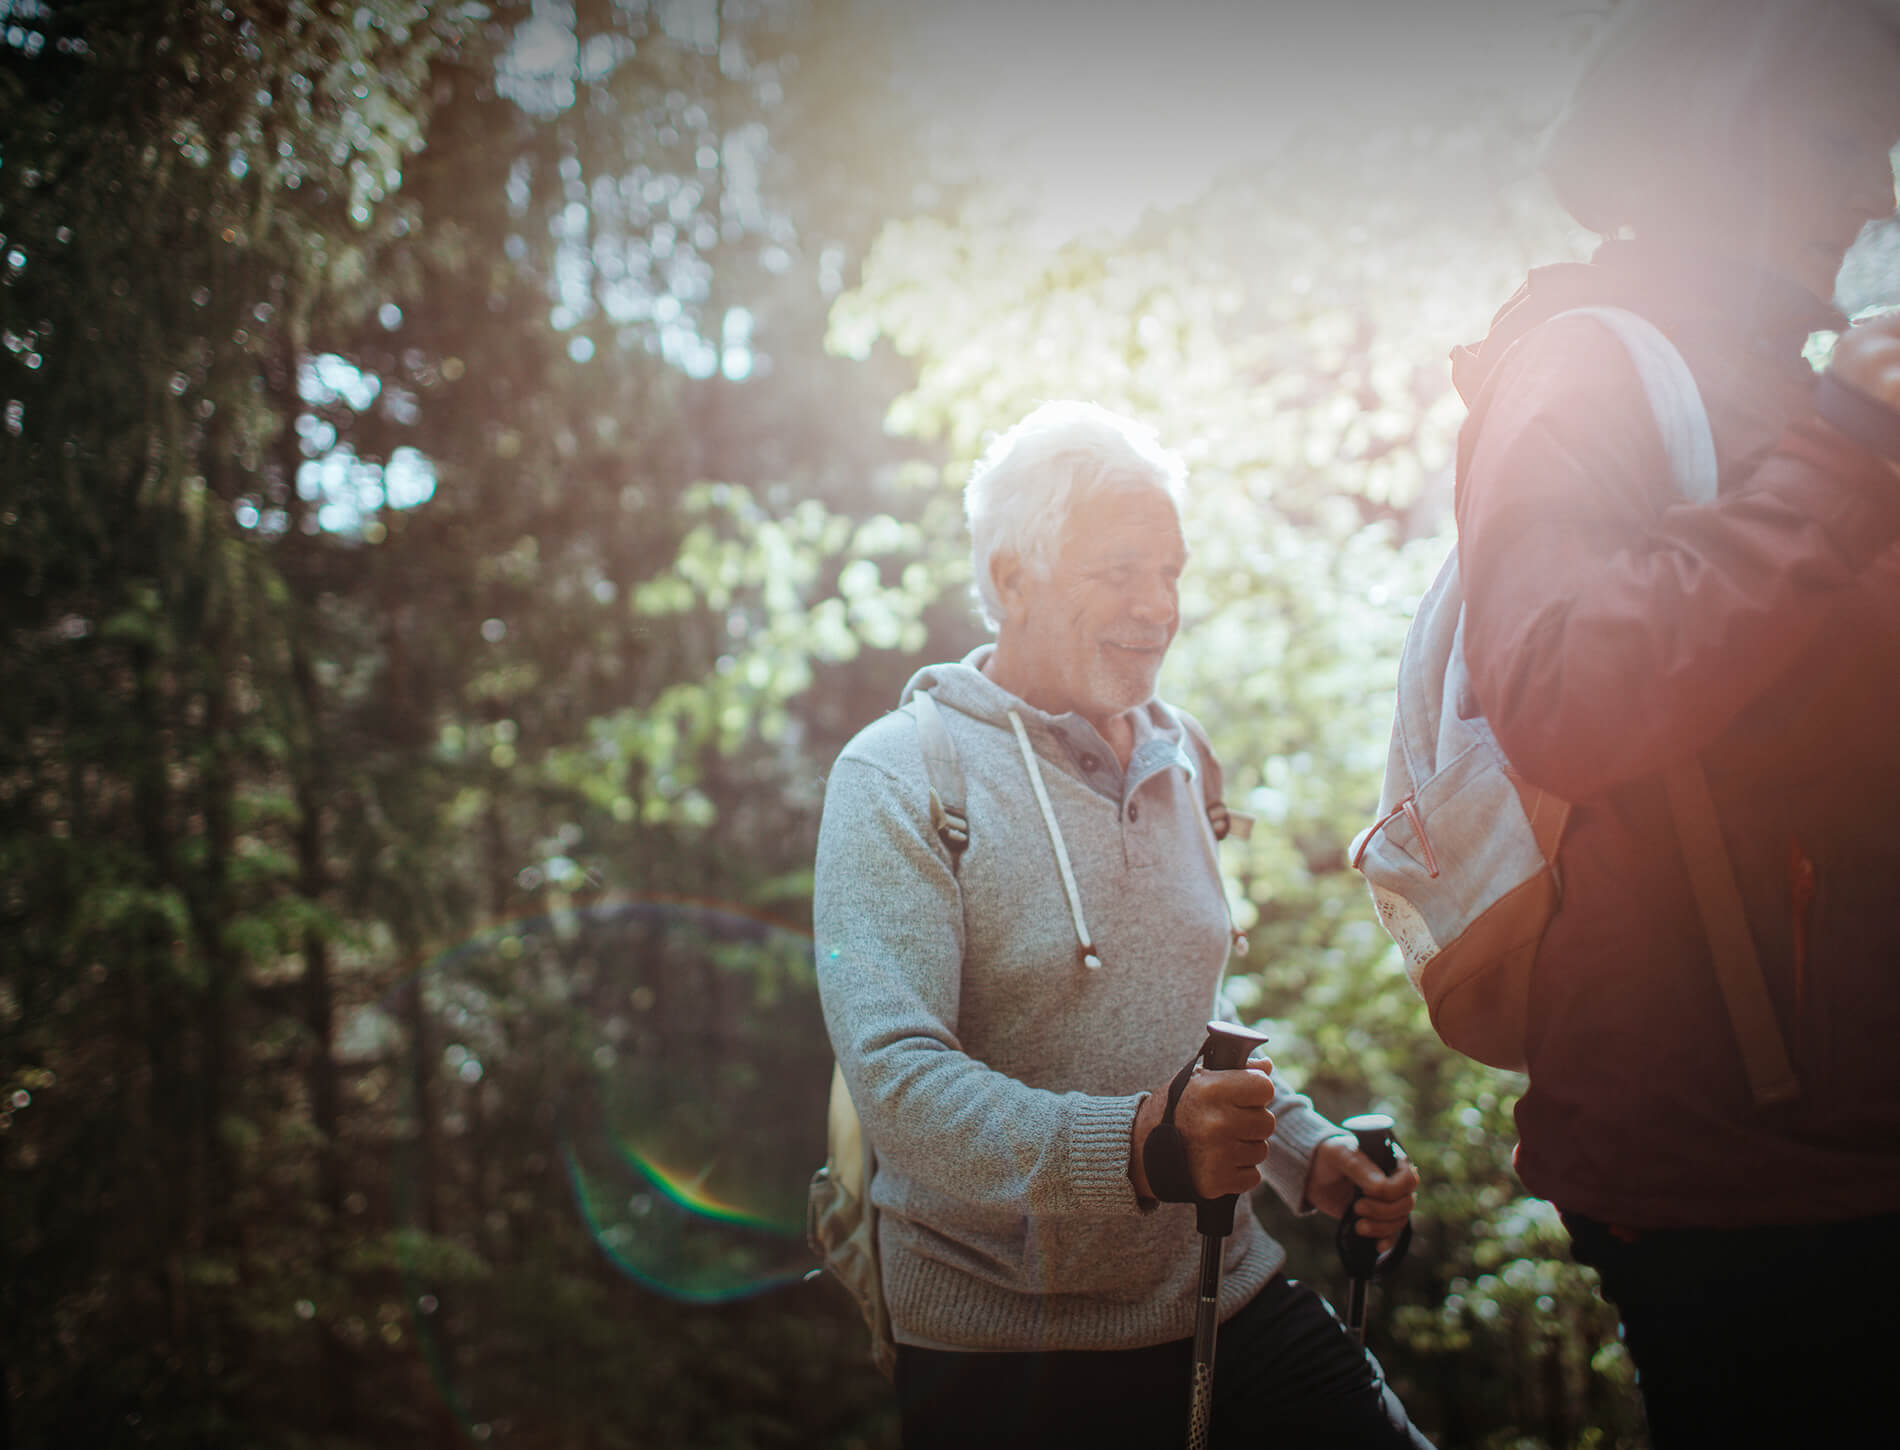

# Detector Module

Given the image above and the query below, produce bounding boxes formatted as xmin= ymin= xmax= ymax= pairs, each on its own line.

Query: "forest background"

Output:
xmin=5 ymin=2 xmax=1897 ymax=1447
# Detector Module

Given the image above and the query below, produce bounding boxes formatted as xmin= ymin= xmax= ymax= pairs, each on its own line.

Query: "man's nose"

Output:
xmin=1128 ymin=576 xmax=1176 ymax=622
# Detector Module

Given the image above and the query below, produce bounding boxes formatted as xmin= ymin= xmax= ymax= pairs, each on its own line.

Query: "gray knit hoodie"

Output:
xmin=813 ymin=646 xmax=1347 ymax=1353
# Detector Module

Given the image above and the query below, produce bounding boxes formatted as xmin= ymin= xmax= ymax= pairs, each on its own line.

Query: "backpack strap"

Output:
xmin=1169 ymin=706 xmax=1254 ymax=961
xmin=1560 ymin=306 xmax=1800 ymax=1108
xmin=1174 ymin=708 xmax=1253 ymax=843
xmin=1556 ymin=306 xmax=1719 ymax=504
xmin=1663 ymin=766 xmax=1801 ymax=1106
xmin=911 ymin=690 xmax=969 ymax=864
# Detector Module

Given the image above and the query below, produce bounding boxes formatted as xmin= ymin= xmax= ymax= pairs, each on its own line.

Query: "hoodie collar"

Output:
xmin=900 ymin=645 xmax=1196 ymax=804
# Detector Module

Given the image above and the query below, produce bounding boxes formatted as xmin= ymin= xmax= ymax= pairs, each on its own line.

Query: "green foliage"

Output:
xmin=4 ymin=0 xmax=941 ymax=1445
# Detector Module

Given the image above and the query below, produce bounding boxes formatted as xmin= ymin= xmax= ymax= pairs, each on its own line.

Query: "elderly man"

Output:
xmin=814 ymin=401 xmax=1431 ymax=1449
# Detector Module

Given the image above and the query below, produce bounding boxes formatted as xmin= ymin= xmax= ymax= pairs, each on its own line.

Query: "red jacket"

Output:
xmin=1453 ymin=239 xmax=1900 ymax=1229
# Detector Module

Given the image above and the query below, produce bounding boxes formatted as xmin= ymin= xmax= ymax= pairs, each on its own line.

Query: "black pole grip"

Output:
xmin=1336 ymin=1113 xmax=1410 ymax=1278
xmin=1200 ymin=1020 xmax=1268 ymax=1073
xmin=1195 ymin=1021 xmax=1269 ymax=1237
xmin=1351 ymin=1114 xmax=1399 ymax=1172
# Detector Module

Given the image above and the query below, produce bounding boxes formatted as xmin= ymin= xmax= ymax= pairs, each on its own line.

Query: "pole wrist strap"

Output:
xmin=1141 ymin=1051 xmax=1206 ymax=1204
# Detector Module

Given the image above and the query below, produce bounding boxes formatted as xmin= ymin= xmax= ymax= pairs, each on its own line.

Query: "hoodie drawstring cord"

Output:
xmin=1006 ymin=709 xmax=1101 ymax=970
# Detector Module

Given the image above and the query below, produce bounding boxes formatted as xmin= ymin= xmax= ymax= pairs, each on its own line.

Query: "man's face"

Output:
xmin=996 ymin=486 xmax=1186 ymax=729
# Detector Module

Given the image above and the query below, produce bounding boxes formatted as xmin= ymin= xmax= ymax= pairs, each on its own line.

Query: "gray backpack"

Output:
xmin=1350 ymin=306 xmax=1798 ymax=1105
xmin=807 ymin=691 xmax=1245 ymax=1376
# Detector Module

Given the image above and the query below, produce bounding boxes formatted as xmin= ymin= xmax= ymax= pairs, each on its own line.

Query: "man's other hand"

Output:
xmin=1305 ymin=1135 xmax=1420 ymax=1254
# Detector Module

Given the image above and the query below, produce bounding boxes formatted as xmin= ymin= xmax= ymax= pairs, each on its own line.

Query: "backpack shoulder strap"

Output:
xmin=1547 ymin=305 xmax=1718 ymax=502
xmin=1662 ymin=766 xmax=1801 ymax=1105
xmin=911 ymin=689 xmax=970 ymax=865
xmin=1173 ymin=707 xmax=1252 ymax=843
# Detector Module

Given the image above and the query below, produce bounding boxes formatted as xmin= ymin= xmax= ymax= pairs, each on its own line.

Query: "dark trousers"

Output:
xmin=893 ymin=1274 xmax=1433 ymax=1450
xmin=1565 ymin=1209 xmax=1900 ymax=1450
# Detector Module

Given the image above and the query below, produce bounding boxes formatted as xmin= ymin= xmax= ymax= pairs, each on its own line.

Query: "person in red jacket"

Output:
xmin=1451 ymin=1 xmax=1900 ymax=1445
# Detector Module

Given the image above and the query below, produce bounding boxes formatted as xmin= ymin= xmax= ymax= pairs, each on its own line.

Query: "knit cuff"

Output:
xmin=1260 ymin=1103 xmax=1347 ymax=1215
xmin=1072 ymin=1092 xmax=1147 ymax=1212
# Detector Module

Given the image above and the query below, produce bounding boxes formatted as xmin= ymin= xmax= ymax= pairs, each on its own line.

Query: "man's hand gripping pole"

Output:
xmin=1335 ymin=1113 xmax=1412 ymax=1347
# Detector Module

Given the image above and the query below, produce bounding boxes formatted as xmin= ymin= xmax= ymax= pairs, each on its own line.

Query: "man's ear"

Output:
xmin=990 ymin=549 xmax=1024 ymax=619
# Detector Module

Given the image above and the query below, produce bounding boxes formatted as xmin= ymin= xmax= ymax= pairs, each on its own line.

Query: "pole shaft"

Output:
xmin=1346 ymin=1278 xmax=1369 ymax=1344
xmin=1183 ymin=1022 xmax=1268 ymax=1449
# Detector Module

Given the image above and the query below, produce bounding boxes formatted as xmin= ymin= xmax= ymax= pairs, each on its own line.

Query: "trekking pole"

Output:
xmin=1186 ymin=1020 xmax=1271 ymax=1450
xmin=1335 ymin=1113 xmax=1412 ymax=1347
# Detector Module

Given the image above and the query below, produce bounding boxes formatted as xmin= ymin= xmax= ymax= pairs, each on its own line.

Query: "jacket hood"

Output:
xmin=1450 ymin=238 xmax=1841 ymax=412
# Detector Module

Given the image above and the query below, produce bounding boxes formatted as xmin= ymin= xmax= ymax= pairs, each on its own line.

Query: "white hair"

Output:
xmin=963 ymin=401 xmax=1187 ymax=630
